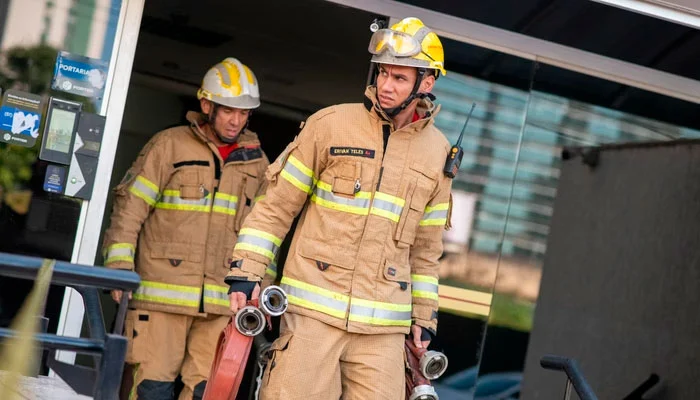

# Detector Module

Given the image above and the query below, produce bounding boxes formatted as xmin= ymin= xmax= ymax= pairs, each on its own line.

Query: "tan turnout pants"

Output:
xmin=122 ymin=309 xmax=229 ymax=400
xmin=260 ymin=313 xmax=405 ymax=400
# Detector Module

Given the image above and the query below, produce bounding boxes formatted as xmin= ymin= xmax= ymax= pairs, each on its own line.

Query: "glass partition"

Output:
xmin=473 ymin=61 xmax=700 ymax=399
xmin=427 ymin=36 xmax=536 ymax=398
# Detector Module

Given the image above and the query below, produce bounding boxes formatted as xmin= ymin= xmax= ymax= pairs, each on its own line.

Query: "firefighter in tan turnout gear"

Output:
xmin=102 ymin=57 xmax=269 ymax=400
xmin=227 ymin=17 xmax=453 ymax=399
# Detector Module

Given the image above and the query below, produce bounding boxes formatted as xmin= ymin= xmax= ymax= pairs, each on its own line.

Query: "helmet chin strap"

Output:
xmin=379 ymin=68 xmax=431 ymax=118
xmin=208 ymin=104 xmax=249 ymax=144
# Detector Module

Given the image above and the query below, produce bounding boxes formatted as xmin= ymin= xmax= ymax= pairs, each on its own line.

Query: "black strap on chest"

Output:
xmin=225 ymin=147 xmax=263 ymax=163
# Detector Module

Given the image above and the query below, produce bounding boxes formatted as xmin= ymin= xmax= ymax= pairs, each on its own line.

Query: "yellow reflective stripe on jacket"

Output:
xmin=129 ymin=176 xmax=159 ymax=206
xmin=104 ymin=243 xmax=135 ymax=264
xmin=411 ymin=274 xmax=439 ymax=301
xmin=212 ymin=192 xmax=238 ymax=215
xmin=133 ymin=280 xmax=200 ymax=307
xmin=311 ymin=181 xmax=371 ymax=215
xmin=349 ymin=297 xmax=412 ymax=327
xmin=369 ymin=192 xmax=405 ymax=222
xmin=419 ymin=203 xmax=450 ymax=226
xmin=280 ymin=155 xmax=314 ymax=194
xmin=234 ymin=228 xmax=282 ymax=261
xmin=254 ymin=195 xmax=266 ymax=203
xmin=280 ymin=277 xmax=349 ymax=319
xmin=155 ymin=190 xmax=212 ymax=212
xmin=203 ymin=284 xmax=230 ymax=307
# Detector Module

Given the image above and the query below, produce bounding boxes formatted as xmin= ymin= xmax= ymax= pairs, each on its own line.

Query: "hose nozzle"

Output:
xmin=259 ymin=285 xmax=288 ymax=317
xmin=420 ymin=351 xmax=449 ymax=380
xmin=234 ymin=305 xmax=266 ymax=336
xmin=409 ymin=384 xmax=439 ymax=400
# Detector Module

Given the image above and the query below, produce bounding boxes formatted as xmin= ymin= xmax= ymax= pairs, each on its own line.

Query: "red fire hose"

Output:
xmin=405 ymin=338 xmax=449 ymax=400
xmin=203 ymin=286 xmax=288 ymax=400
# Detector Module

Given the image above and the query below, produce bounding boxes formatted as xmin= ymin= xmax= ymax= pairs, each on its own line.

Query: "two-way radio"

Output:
xmin=443 ymin=102 xmax=476 ymax=178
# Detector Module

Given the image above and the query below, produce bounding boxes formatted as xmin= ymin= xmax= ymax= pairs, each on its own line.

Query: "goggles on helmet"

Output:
xmin=368 ymin=29 xmax=422 ymax=58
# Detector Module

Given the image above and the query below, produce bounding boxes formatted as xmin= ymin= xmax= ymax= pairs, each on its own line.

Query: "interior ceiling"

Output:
xmin=134 ymin=0 xmax=380 ymax=116
xmin=134 ymin=0 xmax=700 ymax=129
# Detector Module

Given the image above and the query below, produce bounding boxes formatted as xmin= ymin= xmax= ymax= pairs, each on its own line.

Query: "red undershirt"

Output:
xmin=412 ymin=111 xmax=421 ymax=123
xmin=217 ymin=143 xmax=239 ymax=160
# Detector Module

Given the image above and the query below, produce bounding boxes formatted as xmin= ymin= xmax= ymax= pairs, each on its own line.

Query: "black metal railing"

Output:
xmin=540 ymin=355 xmax=599 ymax=400
xmin=623 ymin=374 xmax=661 ymax=400
xmin=0 ymin=251 xmax=140 ymax=400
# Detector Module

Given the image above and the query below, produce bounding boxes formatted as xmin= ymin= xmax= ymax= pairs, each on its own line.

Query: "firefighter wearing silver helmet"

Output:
xmin=103 ymin=57 xmax=270 ymax=400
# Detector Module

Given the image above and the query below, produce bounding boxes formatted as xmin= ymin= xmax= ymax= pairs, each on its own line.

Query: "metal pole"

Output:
xmin=564 ymin=380 xmax=573 ymax=400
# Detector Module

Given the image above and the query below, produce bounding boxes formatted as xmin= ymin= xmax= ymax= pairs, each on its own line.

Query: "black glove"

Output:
xmin=224 ymin=277 xmax=256 ymax=299
xmin=420 ymin=327 xmax=434 ymax=342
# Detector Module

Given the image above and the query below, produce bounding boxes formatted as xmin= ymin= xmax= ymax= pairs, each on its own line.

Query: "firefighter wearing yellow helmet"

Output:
xmin=368 ymin=16 xmax=446 ymax=116
xmin=227 ymin=17 xmax=453 ymax=399
xmin=103 ymin=57 xmax=269 ymax=400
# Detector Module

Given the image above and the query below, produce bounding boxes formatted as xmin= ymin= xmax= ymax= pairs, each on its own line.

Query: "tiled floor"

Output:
xmin=0 ymin=371 xmax=92 ymax=399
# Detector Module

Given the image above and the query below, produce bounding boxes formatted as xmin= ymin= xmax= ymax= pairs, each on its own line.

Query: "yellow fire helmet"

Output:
xmin=369 ymin=17 xmax=446 ymax=77
xmin=197 ymin=57 xmax=260 ymax=109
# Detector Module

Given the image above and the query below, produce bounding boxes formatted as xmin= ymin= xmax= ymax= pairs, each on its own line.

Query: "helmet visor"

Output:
xmin=368 ymin=29 xmax=422 ymax=57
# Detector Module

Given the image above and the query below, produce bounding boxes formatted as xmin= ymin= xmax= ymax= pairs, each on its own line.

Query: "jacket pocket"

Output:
xmin=378 ymin=259 xmax=412 ymax=306
xmin=149 ymin=241 xmax=204 ymax=263
xmin=179 ymin=184 xmax=204 ymax=200
xmin=394 ymin=164 xmax=437 ymax=247
xmin=173 ymin=169 xmax=205 ymax=200
xmin=125 ymin=310 xmax=150 ymax=364
xmin=331 ymin=161 xmax=362 ymax=197
xmin=297 ymin=237 xmax=355 ymax=270
xmin=264 ymin=331 xmax=293 ymax=386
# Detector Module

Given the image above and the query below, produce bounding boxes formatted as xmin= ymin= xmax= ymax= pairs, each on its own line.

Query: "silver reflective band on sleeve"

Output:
xmin=419 ymin=203 xmax=449 ymax=226
xmin=266 ymin=261 xmax=278 ymax=279
xmin=104 ymin=243 xmax=135 ymax=264
xmin=234 ymin=228 xmax=282 ymax=261
xmin=129 ymin=176 xmax=159 ymax=206
xmin=280 ymin=155 xmax=314 ymax=193
xmin=412 ymin=281 xmax=439 ymax=294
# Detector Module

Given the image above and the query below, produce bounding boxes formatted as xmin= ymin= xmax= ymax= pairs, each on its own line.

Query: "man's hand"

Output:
xmin=111 ymin=290 xmax=132 ymax=304
xmin=229 ymin=283 xmax=260 ymax=314
xmin=411 ymin=324 xmax=431 ymax=349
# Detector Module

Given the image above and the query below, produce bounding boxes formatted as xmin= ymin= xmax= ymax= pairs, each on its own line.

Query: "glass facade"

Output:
xmin=430 ymin=54 xmax=700 ymax=398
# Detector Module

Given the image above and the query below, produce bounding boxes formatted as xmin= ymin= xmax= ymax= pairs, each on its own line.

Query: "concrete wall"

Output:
xmin=521 ymin=140 xmax=700 ymax=399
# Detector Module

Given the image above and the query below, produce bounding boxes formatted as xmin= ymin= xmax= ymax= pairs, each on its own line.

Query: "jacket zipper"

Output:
xmin=201 ymin=149 xmax=222 ymax=313
xmin=376 ymin=123 xmax=392 ymax=190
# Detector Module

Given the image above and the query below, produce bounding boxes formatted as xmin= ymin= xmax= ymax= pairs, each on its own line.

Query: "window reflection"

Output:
xmin=427 ymin=36 xmax=536 ymax=398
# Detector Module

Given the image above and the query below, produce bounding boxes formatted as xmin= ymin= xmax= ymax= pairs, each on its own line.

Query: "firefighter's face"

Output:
xmin=376 ymin=64 xmax=435 ymax=109
xmin=200 ymin=99 xmax=250 ymax=142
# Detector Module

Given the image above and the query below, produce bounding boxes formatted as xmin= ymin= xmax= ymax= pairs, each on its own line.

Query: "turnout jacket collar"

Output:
xmin=362 ymin=86 xmax=441 ymax=133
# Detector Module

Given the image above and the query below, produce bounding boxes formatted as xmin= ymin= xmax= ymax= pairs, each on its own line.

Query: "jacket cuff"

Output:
xmin=412 ymin=304 xmax=438 ymax=333
xmin=225 ymin=279 xmax=257 ymax=298
xmin=226 ymin=259 xmax=266 ymax=282
xmin=104 ymin=261 xmax=135 ymax=272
